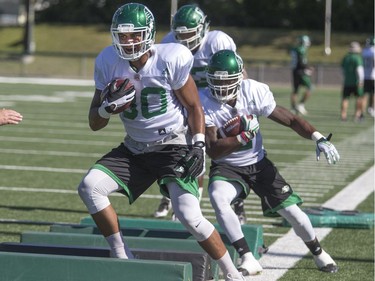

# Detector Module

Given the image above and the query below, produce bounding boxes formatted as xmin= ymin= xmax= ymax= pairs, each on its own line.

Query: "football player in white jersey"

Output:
xmin=201 ymin=50 xmax=340 ymax=276
xmin=154 ymin=4 xmax=248 ymax=224
xmin=77 ymin=4 xmax=245 ymax=281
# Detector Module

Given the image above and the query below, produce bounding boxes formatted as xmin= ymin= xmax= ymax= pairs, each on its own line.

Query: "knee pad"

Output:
xmin=209 ymin=180 xmax=238 ymax=214
xmin=278 ymin=205 xmax=315 ymax=241
xmin=78 ymin=169 xmax=119 ymax=214
xmin=168 ymin=183 xmax=215 ymax=241
xmin=179 ymin=213 xmax=215 ymax=242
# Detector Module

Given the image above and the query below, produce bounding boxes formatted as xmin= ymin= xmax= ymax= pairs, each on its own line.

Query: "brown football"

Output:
xmin=218 ymin=115 xmax=243 ymax=138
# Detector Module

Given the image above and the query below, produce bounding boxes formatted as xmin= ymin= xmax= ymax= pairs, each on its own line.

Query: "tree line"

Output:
xmin=36 ymin=0 xmax=373 ymax=32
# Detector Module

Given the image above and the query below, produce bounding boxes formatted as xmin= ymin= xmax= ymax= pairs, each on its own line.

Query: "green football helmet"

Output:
xmin=297 ymin=35 xmax=311 ymax=47
xmin=206 ymin=50 xmax=243 ymax=103
xmin=172 ymin=5 xmax=209 ymax=51
xmin=111 ymin=3 xmax=155 ymax=61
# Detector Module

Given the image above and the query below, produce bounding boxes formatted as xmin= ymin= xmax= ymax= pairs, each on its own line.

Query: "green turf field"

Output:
xmin=0 ymin=81 xmax=373 ymax=280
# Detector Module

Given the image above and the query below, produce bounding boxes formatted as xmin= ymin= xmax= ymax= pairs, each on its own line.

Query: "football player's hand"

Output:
xmin=236 ymin=131 xmax=255 ymax=146
xmin=315 ymin=133 xmax=340 ymax=164
xmin=101 ymin=78 xmax=135 ymax=113
xmin=178 ymin=141 xmax=206 ymax=178
xmin=240 ymin=114 xmax=260 ymax=135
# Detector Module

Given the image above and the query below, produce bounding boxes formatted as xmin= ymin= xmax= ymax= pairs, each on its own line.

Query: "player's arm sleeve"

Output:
xmin=212 ymin=31 xmax=237 ymax=52
xmin=94 ymin=54 xmax=109 ymax=91
xmin=168 ymin=45 xmax=194 ymax=90
xmin=255 ymin=82 xmax=277 ymax=117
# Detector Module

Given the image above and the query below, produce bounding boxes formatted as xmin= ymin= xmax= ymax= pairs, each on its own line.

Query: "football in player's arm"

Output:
xmin=77 ymin=4 xmax=246 ymax=281
xmin=201 ymin=49 xmax=339 ymax=276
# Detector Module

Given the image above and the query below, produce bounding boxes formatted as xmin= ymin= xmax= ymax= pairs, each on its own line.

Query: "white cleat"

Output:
xmin=237 ymin=252 xmax=263 ymax=276
xmin=296 ymin=103 xmax=308 ymax=115
xmin=313 ymin=250 xmax=338 ymax=273
xmin=153 ymin=200 xmax=172 ymax=218
xmin=226 ymin=272 xmax=246 ymax=281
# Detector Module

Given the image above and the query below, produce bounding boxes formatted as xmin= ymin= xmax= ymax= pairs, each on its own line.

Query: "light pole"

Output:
xmin=170 ymin=0 xmax=178 ymax=25
xmin=324 ymin=0 xmax=332 ymax=55
xmin=24 ymin=0 xmax=35 ymax=56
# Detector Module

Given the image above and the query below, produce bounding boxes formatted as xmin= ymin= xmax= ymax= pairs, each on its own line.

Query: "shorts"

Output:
xmin=292 ymin=69 xmax=312 ymax=92
xmin=364 ymin=79 xmax=374 ymax=95
xmin=93 ymin=143 xmax=199 ymax=204
xmin=208 ymin=157 xmax=303 ymax=217
xmin=342 ymin=85 xmax=364 ymax=99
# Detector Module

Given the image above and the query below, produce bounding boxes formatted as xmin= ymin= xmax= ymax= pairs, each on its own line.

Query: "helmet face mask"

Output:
xmin=206 ymin=50 xmax=243 ymax=103
xmin=172 ymin=5 xmax=209 ymax=51
xmin=111 ymin=3 xmax=155 ymax=61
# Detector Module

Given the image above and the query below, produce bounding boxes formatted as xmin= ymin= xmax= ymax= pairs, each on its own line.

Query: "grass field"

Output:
xmin=0 ymin=80 xmax=373 ymax=280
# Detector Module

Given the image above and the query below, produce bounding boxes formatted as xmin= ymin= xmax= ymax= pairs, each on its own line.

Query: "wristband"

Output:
xmin=98 ymin=105 xmax=111 ymax=119
xmin=192 ymin=133 xmax=205 ymax=144
xmin=311 ymin=131 xmax=324 ymax=142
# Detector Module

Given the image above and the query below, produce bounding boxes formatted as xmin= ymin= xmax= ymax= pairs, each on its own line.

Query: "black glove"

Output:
xmin=176 ymin=141 xmax=206 ymax=178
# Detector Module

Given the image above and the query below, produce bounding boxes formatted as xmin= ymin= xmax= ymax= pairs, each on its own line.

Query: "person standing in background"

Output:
xmin=362 ymin=36 xmax=374 ymax=117
xmin=290 ymin=35 xmax=313 ymax=116
xmin=340 ymin=41 xmax=364 ymax=122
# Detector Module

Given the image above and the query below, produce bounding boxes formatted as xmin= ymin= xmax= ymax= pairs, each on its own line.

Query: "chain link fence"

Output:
xmin=0 ymin=52 xmax=343 ymax=87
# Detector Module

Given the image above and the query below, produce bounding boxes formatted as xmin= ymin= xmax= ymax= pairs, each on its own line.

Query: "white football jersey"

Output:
xmin=200 ymin=79 xmax=277 ymax=166
xmin=161 ymin=30 xmax=236 ymax=88
xmin=362 ymin=46 xmax=375 ymax=80
xmin=94 ymin=43 xmax=193 ymax=143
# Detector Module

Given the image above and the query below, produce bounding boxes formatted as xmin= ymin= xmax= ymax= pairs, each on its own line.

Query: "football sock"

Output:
xmin=232 ymin=237 xmax=250 ymax=257
xmin=216 ymin=250 xmax=240 ymax=277
xmin=106 ymin=232 xmax=134 ymax=259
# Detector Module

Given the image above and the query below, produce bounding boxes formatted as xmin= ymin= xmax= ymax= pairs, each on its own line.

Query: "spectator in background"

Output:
xmin=0 ymin=108 xmax=23 ymax=126
xmin=362 ymin=36 xmax=375 ymax=117
xmin=154 ymin=4 xmax=248 ymax=224
xmin=340 ymin=41 xmax=364 ymax=122
xmin=290 ymin=35 xmax=313 ymax=116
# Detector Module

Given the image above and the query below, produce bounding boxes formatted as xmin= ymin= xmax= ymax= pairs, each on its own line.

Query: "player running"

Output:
xmin=200 ymin=49 xmax=340 ymax=276
xmin=77 ymin=4 xmax=245 ymax=281
xmin=290 ymin=35 xmax=313 ymax=115
xmin=154 ymin=4 xmax=247 ymax=224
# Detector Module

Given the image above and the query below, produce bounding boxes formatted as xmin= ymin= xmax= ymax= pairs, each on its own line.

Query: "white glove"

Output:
xmin=315 ymin=133 xmax=340 ymax=164
xmin=240 ymin=114 xmax=260 ymax=135
xmin=237 ymin=131 xmax=255 ymax=146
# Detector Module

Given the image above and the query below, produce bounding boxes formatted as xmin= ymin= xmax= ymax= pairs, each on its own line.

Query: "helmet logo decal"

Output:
xmin=118 ymin=24 xmax=135 ymax=32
